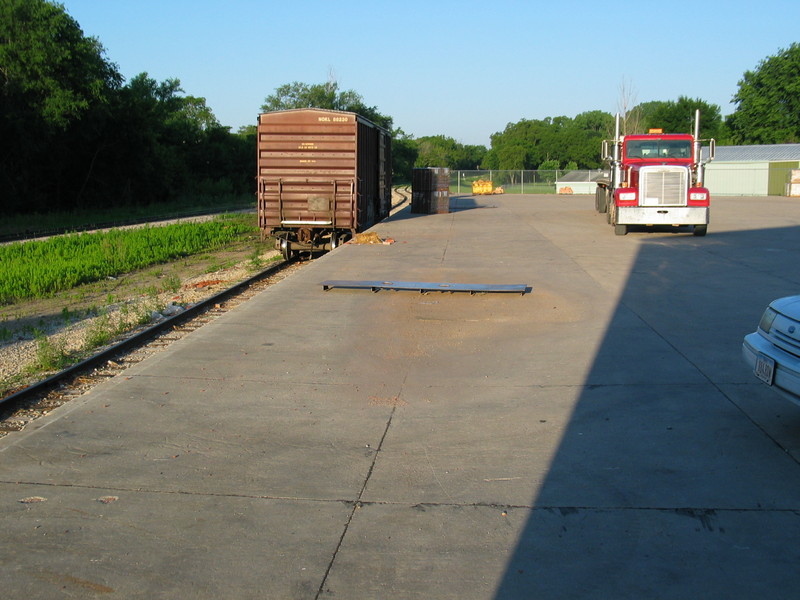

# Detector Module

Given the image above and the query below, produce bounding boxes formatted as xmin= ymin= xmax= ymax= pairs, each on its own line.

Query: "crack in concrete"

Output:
xmin=314 ymin=404 xmax=398 ymax=599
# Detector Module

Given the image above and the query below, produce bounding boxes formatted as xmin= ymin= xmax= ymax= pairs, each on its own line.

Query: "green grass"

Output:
xmin=492 ymin=182 xmax=557 ymax=194
xmin=0 ymin=194 xmax=254 ymax=239
xmin=0 ymin=215 xmax=258 ymax=305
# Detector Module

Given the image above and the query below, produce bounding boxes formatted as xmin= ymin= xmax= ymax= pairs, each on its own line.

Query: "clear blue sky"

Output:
xmin=61 ymin=0 xmax=799 ymax=147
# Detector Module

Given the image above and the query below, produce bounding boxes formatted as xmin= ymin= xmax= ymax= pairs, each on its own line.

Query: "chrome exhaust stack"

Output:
xmin=693 ymin=109 xmax=704 ymax=186
xmin=612 ymin=113 xmax=623 ymax=187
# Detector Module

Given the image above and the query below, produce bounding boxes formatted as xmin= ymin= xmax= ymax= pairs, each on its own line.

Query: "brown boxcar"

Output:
xmin=257 ymin=108 xmax=392 ymax=258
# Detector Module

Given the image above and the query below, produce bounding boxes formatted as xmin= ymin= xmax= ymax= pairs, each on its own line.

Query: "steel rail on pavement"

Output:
xmin=321 ymin=280 xmax=529 ymax=295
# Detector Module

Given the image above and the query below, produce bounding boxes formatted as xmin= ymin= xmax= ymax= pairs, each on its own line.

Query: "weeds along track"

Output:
xmin=0 ymin=258 xmax=305 ymax=438
xmin=0 ymin=186 xmax=410 ymax=437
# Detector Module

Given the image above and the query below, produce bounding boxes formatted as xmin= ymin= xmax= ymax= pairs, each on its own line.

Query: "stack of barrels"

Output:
xmin=411 ymin=167 xmax=450 ymax=214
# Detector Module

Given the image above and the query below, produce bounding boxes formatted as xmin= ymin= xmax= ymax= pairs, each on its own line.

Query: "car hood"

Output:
xmin=771 ymin=295 xmax=800 ymax=318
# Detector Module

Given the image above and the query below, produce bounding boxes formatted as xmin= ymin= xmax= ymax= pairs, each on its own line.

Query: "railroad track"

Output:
xmin=392 ymin=185 xmax=411 ymax=212
xmin=0 ymin=186 xmax=411 ymax=436
xmin=0 ymin=257 xmax=305 ymax=436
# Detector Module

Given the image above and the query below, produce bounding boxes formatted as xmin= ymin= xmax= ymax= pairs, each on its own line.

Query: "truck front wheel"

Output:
xmin=693 ymin=225 xmax=707 ymax=237
xmin=595 ymin=187 xmax=608 ymax=213
xmin=614 ymin=223 xmax=627 ymax=236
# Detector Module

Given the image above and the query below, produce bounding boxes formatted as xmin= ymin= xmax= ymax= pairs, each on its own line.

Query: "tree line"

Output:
xmin=1 ymin=0 xmax=254 ymax=215
xmin=402 ymin=46 xmax=800 ymax=175
xmin=2 ymin=0 xmax=799 ymax=215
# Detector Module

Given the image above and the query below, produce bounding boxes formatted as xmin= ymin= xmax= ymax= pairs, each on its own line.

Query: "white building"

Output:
xmin=554 ymin=170 xmax=607 ymax=194
xmin=703 ymin=144 xmax=800 ymax=196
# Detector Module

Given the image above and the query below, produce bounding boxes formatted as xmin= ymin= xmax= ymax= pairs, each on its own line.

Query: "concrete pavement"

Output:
xmin=2 ymin=194 xmax=800 ymax=599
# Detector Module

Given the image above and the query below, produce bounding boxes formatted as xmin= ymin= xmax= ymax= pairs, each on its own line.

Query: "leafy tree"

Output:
xmin=175 ymin=96 xmax=220 ymax=131
xmin=538 ymin=159 xmax=560 ymax=183
xmin=573 ymin=110 xmax=614 ymax=134
xmin=485 ymin=112 xmax=611 ymax=171
xmin=632 ymin=101 xmax=665 ymax=133
xmin=0 ymin=0 xmax=121 ymax=211
xmin=714 ymin=121 xmax=735 ymax=146
xmin=458 ymin=144 xmax=488 ymax=170
xmin=481 ymin=148 xmax=500 ymax=170
xmin=263 ymin=81 xmax=337 ymax=111
xmin=1 ymin=1 xmax=256 ymax=214
xmin=641 ymin=96 xmax=722 ymax=139
xmin=728 ymin=43 xmax=800 ymax=144
xmin=186 ymin=123 xmax=254 ymax=196
xmin=261 ymin=80 xmax=392 ymax=130
xmin=560 ymin=112 xmax=611 ymax=169
xmin=0 ymin=0 xmax=120 ymax=129
xmin=113 ymin=73 xmax=253 ymax=202
xmin=391 ymin=129 xmax=418 ymax=182
xmin=110 ymin=73 xmax=188 ymax=202
xmin=413 ymin=135 xmax=486 ymax=170
xmin=497 ymin=144 xmax=530 ymax=170
xmin=486 ymin=119 xmax=548 ymax=169
xmin=415 ymin=135 xmax=452 ymax=167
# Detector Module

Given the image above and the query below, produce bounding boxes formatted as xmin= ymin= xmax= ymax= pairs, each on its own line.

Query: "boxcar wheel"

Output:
xmin=330 ymin=233 xmax=340 ymax=250
xmin=279 ymin=238 xmax=292 ymax=260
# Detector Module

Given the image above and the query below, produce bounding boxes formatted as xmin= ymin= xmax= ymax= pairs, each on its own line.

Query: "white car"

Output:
xmin=743 ymin=296 xmax=800 ymax=407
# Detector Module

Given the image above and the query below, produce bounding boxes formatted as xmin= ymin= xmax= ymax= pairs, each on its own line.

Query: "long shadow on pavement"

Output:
xmin=493 ymin=223 xmax=800 ymax=599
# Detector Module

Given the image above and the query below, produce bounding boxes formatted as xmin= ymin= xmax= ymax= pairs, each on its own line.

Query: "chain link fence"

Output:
xmin=449 ymin=166 xmax=800 ymax=197
xmin=451 ymin=170 xmax=603 ymax=195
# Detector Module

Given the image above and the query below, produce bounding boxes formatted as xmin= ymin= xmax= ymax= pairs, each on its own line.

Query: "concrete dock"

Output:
xmin=2 ymin=193 xmax=800 ymax=599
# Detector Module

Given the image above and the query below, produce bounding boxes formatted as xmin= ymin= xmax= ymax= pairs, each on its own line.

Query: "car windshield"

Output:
xmin=625 ymin=140 xmax=692 ymax=159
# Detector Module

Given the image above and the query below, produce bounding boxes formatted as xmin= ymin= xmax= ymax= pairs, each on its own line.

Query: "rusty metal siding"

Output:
xmin=257 ymin=109 xmax=390 ymax=236
xmin=358 ymin=119 xmax=377 ymax=227
xmin=411 ymin=167 xmax=450 ymax=214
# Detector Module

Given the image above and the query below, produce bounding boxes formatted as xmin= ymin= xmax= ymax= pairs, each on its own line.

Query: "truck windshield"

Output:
xmin=625 ymin=140 xmax=692 ymax=159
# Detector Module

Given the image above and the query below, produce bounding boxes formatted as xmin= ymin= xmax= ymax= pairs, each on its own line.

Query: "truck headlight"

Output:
xmin=689 ymin=192 xmax=708 ymax=201
xmin=618 ymin=192 xmax=636 ymax=201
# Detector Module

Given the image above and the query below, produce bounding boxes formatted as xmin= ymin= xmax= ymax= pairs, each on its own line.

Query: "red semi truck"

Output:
xmin=595 ymin=110 xmax=715 ymax=236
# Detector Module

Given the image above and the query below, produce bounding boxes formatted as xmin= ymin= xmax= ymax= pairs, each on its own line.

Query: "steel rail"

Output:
xmin=2 ymin=185 xmax=407 ymax=410
xmin=0 ymin=257 xmax=295 ymax=410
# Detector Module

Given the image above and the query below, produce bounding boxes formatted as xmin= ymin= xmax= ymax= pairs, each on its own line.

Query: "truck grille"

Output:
xmin=639 ymin=166 xmax=688 ymax=206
